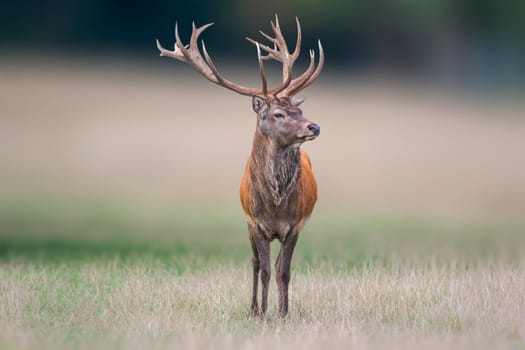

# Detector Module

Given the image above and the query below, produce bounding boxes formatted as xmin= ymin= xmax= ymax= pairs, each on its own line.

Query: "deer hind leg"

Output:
xmin=253 ymin=231 xmax=271 ymax=317
xmin=248 ymin=230 xmax=260 ymax=317
xmin=277 ymin=231 xmax=299 ymax=317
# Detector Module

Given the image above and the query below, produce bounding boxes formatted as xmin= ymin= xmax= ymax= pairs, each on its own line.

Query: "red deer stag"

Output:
xmin=156 ymin=15 xmax=323 ymax=317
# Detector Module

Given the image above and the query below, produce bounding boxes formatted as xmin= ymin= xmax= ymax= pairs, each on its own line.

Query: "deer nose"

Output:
xmin=308 ymin=123 xmax=320 ymax=136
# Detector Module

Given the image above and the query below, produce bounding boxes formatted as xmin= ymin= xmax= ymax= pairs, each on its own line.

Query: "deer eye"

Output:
xmin=273 ymin=113 xmax=285 ymax=119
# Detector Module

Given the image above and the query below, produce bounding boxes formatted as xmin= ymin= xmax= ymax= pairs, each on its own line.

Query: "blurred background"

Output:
xmin=2 ymin=0 xmax=525 ymax=84
xmin=1 ymin=0 xmax=524 ymax=258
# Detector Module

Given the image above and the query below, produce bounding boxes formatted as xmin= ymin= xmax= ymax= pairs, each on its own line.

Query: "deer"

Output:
xmin=156 ymin=15 xmax=324 ymax=318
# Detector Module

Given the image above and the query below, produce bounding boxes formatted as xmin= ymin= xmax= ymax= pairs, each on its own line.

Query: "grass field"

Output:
xmin=1 ymin=197 xmax=524 ymax=350
xmin=1 ymin=60 xmax=525 ymax=349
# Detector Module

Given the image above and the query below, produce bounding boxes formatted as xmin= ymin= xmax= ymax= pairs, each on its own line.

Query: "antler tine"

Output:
xmin=256 ymin=43 xmax=268 ymax=96
xmin=156 ymin=38 xmax=178 ymax=59
xmin=201 ymin=41 xmax=224 ymax=82
xmin=282 ymin=40 xmax=324 ymax=97
xmin=174 ymin=22 xmax=190 ymax=59
xmin=291 ymin=17 xmax=302 ymax=60
xmin=190 ymin=21 xmax=214 ymax=50
xmin=282 ymin=49 xmax=316 ymax=97
xmin=295 ymin=40 xmax=324 ymax=93
xmin=156 ymin=22 xmax=186 ymax=61
xmin=258 ymin=30 xmax=278 ymax=45
xmin=270 ymin=14 xmax=293 ymax=85
xmin=246 ymin=37 xmax=279 ymax=59
xmin=270 ymin=14 xmax=289 ymax=54
xmin=257 ymin=30 xmax=280 ymax=58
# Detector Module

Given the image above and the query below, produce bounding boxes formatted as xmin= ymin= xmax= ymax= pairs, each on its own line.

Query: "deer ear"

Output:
xmin=252 ymin=96 xmax=269 ymax=117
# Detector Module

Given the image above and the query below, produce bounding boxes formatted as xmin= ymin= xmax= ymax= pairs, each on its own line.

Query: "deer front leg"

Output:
xmin=253 ymin=230 xmax=271 ymax=317
xmin=248 ymin=229 xmax=260 ymax=317
xmin=277 ymin=231 xmax=299 ymax=317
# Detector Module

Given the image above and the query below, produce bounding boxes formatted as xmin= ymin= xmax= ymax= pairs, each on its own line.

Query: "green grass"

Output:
xmin=1 ymin=196 xmax=523 ymax=264
xmin=1 ymin=196 xmax=524 ymax=349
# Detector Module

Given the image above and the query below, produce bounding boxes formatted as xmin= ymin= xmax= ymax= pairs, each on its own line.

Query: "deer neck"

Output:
xmin=250 ymin=129 xmax=301 ymax=206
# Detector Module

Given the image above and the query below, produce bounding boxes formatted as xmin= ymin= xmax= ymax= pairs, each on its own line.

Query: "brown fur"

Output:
xmin=241 ymin=149 xmax=317 ymax=223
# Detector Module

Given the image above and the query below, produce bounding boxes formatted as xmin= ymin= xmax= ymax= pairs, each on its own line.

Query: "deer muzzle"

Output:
xmin=307 ymin=123 xmax=320 ymax=136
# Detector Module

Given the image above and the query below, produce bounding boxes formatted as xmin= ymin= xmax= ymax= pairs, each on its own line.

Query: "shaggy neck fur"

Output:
xmin=250 ymin=129 xmax=301 ymax=206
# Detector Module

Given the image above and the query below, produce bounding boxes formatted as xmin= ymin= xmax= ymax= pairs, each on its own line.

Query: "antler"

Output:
xmin=247 ymin=15 xmax=324 ymax=97
xmin=156 ymin=22 xmax=264 ymax=96
xmin=156 ymin=16 xmax=323 ymax=98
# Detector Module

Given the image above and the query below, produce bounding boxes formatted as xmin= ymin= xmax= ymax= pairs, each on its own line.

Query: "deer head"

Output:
xmin=252 ymin=96 xmax=320 ymax=148
xmin=156 ymin=15 xmax=323 ymax=147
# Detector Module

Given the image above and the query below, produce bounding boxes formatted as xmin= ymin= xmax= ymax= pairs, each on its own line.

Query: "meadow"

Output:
xmin=1 ymin=60 xmax=525 ymax=349
xmin=1 ymin=196 xmax=524 ymax=350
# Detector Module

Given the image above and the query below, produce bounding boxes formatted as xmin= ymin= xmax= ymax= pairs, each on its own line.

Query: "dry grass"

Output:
xmin=1 ymin=258 xmax=524 ymax=350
